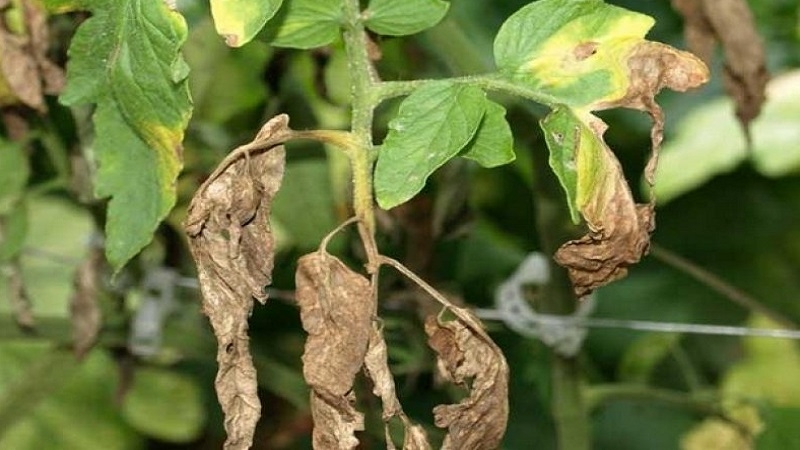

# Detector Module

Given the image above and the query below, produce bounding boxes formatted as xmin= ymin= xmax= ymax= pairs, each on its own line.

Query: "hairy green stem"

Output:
xmin=342 ymin=0 xmax=378 ymax=240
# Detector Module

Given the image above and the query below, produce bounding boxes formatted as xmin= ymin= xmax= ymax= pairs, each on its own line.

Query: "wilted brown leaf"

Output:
xmin=364 ymin=324 xmax=432 ymax=450
xmin=671 ymin=0 xmax=768 ymax=140
xmin=425 ymin=309 xmax=509 ymax=450
xmin=295 ymin=249 xmax=374 ymax=449
xmin=184 ymin=115 xmax=288 ymax=450
xmin=554 ymin=148 xmax=655 ymax=297
xmin=0 ymin=0 xmax=65 ymax=111
xmin=556 ymin=42 xmax=708 ymax=297
xmin=69 ymin=247 xmax=102 ymax=359
xmin=598 ymin=41 xmax=709 ymax=184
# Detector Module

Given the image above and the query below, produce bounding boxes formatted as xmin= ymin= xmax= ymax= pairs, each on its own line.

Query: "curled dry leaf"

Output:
xmin=295 ymin=250 xmax=374 ymax=449
xmin=184 ymin=115 xmax=288 ymax=450
xmin=549 ymin=42 xmax=708 ymax=297
xmin=0 ymin=0 xmax=65 ymax=111
xmin=671 ymin=0 xmax=768 ymax=139
xmin=425 ymin=308 xmax=509 ymax=450
xmin=69 ymin=247 xmax=103 ymax=359
xmin=598 ymin=41 xmax=709 ymax=184
xmin=364 ymin=324 xmax=432 ymax=450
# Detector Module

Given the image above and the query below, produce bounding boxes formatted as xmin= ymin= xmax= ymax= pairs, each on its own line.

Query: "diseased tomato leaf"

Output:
xmin=59 ymin=0 xmax=192 ymax=271
xmin=185 ymin=116 xmax=288 ymax=450
xmin=671 ymin=0 xmax=768 ymax=140
xmin=295 ymin=250 xmax=373 ymax=449
xmin=498 ymin=0 xmax=708 ymax=295
xmin=0 ymin=0 xmax=64 ymax=111
xmin=425 ymin=309 xmax=509 ymax=450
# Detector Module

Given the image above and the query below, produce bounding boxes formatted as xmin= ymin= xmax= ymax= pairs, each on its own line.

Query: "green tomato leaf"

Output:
xmin=0 ymin=139 xmax=29 ymax=215
xmin=266 ymin=0 xmax=343 ymax=49
xmin=59 ymin=0 xmax=192 ymax=271
xmin=460 ymin=100 xmax=515 ymax=168
xmin=374 ymin=81 xmax=486 ymax=209
xmin=540 ymin=106 xmax=586 ymax=223
xmin=210 ymin=0 xmax=283 ymax=47
xmin=364 ymin=0 xmax=448 ymax=36
xmin=122 ymin=367 xmax=205 ymax=443
xmin=494 ymin=0 xmax=653 ymax=107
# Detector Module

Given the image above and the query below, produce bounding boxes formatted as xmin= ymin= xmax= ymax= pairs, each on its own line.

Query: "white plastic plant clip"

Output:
xmin=487 ymin=252 xmax=594 ymax=357
xmin=129 ymin=267 xmax=179 ymax=356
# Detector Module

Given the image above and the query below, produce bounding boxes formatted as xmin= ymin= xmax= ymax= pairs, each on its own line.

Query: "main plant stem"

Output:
xmin=342 ymin=0 xmax=378 ymax=247
xmin=531 ymin=134 xmax=591 ymax=450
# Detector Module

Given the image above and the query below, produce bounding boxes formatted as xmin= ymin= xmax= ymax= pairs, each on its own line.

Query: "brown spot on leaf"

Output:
xmin=0 ymin=0 xmax=65 ymax=111
xmin=69 ymin=247 xmax=103 ymax=359
xmin=574 ymin=41 xmax=599 ymax=61
xmin=671 ymin=0 xmax=768 ymax=141
xmin=295 ymin=250 xmax=373 ymax=449
xmin=184 ymin=116 xmax=288 ymax=450
xmin=425 ymin=309 xmax=509 ymax=450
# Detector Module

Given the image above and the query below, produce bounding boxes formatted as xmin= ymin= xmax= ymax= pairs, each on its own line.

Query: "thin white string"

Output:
xmin=473 ymin=308 xmax=800 ymax=340
xmin=18 ymin=247 xmax=800 ymax=340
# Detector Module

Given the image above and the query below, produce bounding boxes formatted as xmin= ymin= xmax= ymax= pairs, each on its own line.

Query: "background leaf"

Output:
xmin=121 ymin=367 xmax=205 ymax=443
xmin=0 ymin=346 xmax=142 ymax=450
xmin=655 ymin=71 xmax=800 ymax=203
xmin=0 ymin=140 xmax=29 ymax=215
xmin=210 ymin=0 xmax=283 ymax=47
xmin=364 ymin=0 xmax=449 ymax=36
xmin=60 ymin=0 xmax=192 ymax=271
xmin=266 ymin=0 xmax=343 ymax=49
xmin=375 ymin=81 xmax=486 ymax=209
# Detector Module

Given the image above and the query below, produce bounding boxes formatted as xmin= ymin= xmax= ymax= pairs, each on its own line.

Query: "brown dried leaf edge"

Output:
xmin=557 ymin=42 xmax=709 ymax=297
xmin=184 ymin=115 xmax=289 ymax=450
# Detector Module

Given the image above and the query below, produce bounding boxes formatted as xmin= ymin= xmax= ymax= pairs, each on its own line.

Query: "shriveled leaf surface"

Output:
xmin=672 ymin=0 xmax=768 ymax=137
xmin=425 ymin=309 xmax=509 ymax=450
xmin=363 ymin=325 xmax=431 ymax=450
xmin=211 ymin=0 xmax=282 ymax=47
xmin=60 ymin=0 xmax=192 ymax=271
xmin=295 ymin=250 xmax=373 ymax=449
xmin=496 ymin=0 xmax=708 ymax=295
xmin=184 ymin=116 xmax=288 ymax=450
xmin=0 ymin=0 xmax=64 ymax=111
xmin=541 ymin=107 xmax=654 ymax=297
xmin=69 ymin=247 xmax=102 ymax=359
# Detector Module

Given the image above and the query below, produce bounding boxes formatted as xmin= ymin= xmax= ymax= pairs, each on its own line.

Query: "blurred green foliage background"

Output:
xmin=1 ymin=0 xmax=800 ymax=448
